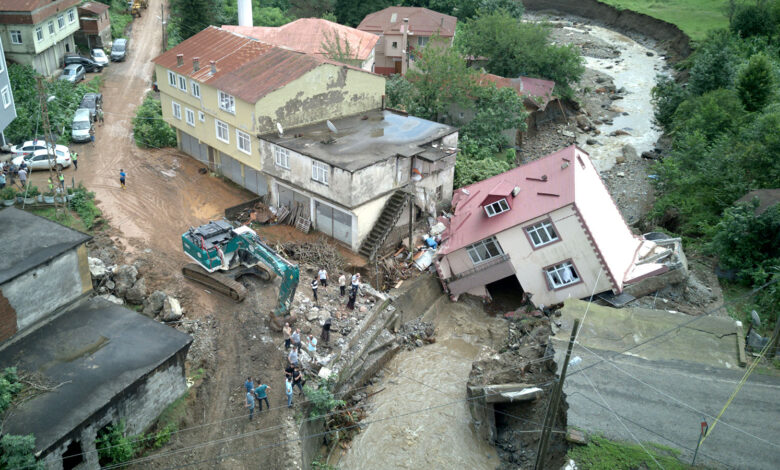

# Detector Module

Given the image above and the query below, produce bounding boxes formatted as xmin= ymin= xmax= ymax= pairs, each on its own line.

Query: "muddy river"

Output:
xmin=337 ymin=298 xmax=505 ymax=469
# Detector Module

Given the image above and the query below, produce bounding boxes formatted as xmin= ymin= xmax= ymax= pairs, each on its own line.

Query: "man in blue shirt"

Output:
xmin=246 ymin=389 xmax=255 ymax=421
xmin=254 ymin=383 xmax=270 ymax=411
xmin=244 ymin=377 xmax=254 ymax=393
xmin=119 ymin=169 xmax=126 ymax=189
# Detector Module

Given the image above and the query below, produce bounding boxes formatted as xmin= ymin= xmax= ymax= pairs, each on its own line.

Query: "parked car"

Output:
xmin=91 ymin=49 xmax=109 ymax=67
xmin=71 ymin=109 xmax=93 ymax=143
xmin=79 ymin=93 xmax=103 ymax=122
xmin=10 ymin=140 xmax=51 ymax=157
xmin=110 ymin=39 xmax=128 ymax=61
xmin=64 ymin=54 xmax=103 ymax=73
xmin=59 ymin=64 xmax=86 ymax=83
xmin=12 ymin=147 xmax=72 ymax=171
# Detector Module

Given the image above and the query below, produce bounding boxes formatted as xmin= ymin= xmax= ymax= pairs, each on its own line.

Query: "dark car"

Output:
xmin=64 ymin=54 xmax=103 ymax=73
xmin=79 ymin=93 xmax=103 ymax=122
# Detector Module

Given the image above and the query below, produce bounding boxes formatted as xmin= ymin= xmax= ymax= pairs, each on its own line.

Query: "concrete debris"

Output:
xmin=99 ymin=294 xmax=124 ymax=305
xmin=88 ymin=257 xmax=108 ymax=278
xmin=125 ymin=278 xmax=147 ymax=305
xmin=113 ymin=264 xmax=138 ymax=297
xmin=143 ymin=290 xmax=167 ymax=316
xmin=162 ymin=296 xmax=183 ymax=322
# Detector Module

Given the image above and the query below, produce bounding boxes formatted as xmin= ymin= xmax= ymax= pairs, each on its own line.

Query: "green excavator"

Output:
xmin=181 ymin=220 xmax=299 ymax=326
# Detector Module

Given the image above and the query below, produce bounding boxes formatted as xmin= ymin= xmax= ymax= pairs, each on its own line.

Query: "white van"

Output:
xmin=71 ymin=108 xmax=92 ymax=143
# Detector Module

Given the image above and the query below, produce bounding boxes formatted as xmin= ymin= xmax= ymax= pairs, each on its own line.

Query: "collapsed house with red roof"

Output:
xmin=435 ymin=145 xmax=686 ymax=306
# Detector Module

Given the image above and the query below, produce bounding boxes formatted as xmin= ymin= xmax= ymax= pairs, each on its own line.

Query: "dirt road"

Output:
xmin=24 ymin=1 xmax=297 ymax=467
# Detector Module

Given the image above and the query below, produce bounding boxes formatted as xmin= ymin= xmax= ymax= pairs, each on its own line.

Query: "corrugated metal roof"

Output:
xmin=357 ymin=7 xmax=456 ymax=36
xmin=154 ymin=26 xmax=378 ymax=103
xmin=479 ymin=73 xmax=556 ymax=109
xmin=0 ymin=0 xmax=80 ymax=25
xmin=223 ymin=18 xmax=379 ymax=61
xmin=78 ymin=2 xmax=109 ymax=15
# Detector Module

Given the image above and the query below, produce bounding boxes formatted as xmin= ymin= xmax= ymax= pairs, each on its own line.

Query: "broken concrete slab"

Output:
xmin=162 ymin=296 xmax=182 ymax=322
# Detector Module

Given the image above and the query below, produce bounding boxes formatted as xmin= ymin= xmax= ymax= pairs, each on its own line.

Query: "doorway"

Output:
xmin=486 ymin=275 xmax=525 ymax=314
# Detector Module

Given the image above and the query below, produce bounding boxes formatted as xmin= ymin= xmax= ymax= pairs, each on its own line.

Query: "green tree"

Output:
xmin=96 ymin=420 xmax=138 ymax=466
xmin=454 ymin=154 xmax=511 ymax=188
xmin=457 ymin=12 xmax=583 ymax=97
xmin=220 ymin=1 xmax=295 ymax=27
xmin=460 ymin=83 xmax=528 ymax=152
xmin=687 ymin=30 xmax=740 ymax=96
xmin=335 ymin=0 xmax=394 ymax=27
xmin=651 ymin=75 xmax=689 ymax=129
xmin=289 ymin=0 xmax=334 ymax=18
xmin=132 ymin=94 xmax=178 ymax=148
xmin=169 ymin=0 xmax=220 ymax=42
xmin=477 ymin=0 xmax=524 ymax=18
xmin=671 ymin=88 xmax=746 ymax=141
xmin=736 ymin=52 xmax=776 ymax=111
xmin=730 ymin=2 xmax=775 ymax=38
xmin=0 ymin=434 xmax=42 ymax=470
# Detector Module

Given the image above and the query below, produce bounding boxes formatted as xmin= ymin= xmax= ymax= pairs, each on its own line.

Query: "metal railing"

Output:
xmin=447 ymin=253 xmax=511 ymax=281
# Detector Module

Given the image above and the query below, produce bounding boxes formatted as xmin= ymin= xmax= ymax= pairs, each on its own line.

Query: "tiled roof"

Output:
xmin=479 ymin=73 xmax=556 ymax=110
xmin=357 ymin=7 xmax=456 ymax=37
xmin=153 ymin=26 xmax=371 ymax=104
xmin=440 ymin=145 xmax=641 ymax=291
xmin=223 ymin=18 xmax=379 ymax=61
xmin=78 ymin=2 xmax=109 ymax=15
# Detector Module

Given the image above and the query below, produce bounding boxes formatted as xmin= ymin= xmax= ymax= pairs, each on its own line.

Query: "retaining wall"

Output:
xmin=523 ymin=0 xmax=692 ymax=60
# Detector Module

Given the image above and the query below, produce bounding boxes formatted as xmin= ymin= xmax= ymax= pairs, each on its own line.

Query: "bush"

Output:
xmin=454 ymin=155 xmax=512 ymax=188
xmin=651 ymin=75 xmax=688 ymax=129
xmin=0 ymin=434 xmax=42 ymax=470
xmin=68 ymin=184 xmax=102 ymax=230
xmin=96 ymin=420 xmax=137 ymax=466
xmin=303 ymin=376 xmax=345 ymax=418
xmin=132 ymin=94 xmax=177 ymax=148
xmin=0 ymin=186 xmax=16 ymax=200
xmin=0 ymin=367 xmax=23 ymax=414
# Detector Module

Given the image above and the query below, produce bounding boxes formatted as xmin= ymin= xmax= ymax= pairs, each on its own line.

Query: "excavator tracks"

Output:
xmin=182 ymin=263 xmax=248 ymax=302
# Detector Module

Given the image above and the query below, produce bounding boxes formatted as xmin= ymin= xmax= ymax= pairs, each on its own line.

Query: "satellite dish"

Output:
xmin=276 ymin=122 xmax=284 ymax=136
xmin=326 ymin=120 xmax=338 ymax=134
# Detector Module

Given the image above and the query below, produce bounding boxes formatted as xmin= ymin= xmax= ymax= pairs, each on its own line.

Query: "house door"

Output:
xmin=394 ymin=60 xmax=402 ymax=74
xmin=315 ymin=201 xmax=352 ymax=246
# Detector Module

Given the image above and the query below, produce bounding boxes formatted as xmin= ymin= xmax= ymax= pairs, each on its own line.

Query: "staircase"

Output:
xmin=358 ymin=190 xmax=409 ymax=260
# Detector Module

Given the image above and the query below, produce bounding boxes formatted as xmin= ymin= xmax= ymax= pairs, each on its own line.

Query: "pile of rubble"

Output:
xmin=396 ymin=318 xmax=435 ymax=349
xmin=277 ymin=239 xmax=345 ymax=277
xmin=88 ymin=257 xmax=183 ymax=322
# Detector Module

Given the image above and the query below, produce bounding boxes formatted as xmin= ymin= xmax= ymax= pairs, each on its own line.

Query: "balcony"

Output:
xmin=446 ymin=253 xmax=515 ymax=296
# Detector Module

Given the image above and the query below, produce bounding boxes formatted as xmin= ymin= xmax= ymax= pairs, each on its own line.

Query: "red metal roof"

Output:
xmin=0 ymin=0 xmax=79 ymax=25
xmin=479 ymin=73 xmax=556 ymax=110
xmin=223 ymin=18 xmax=379 ymax=62
xmin=357 ymin=7 xmax=456 ymax=37
xmin=78 ymin=2 xmax=109 ymax=15
xmin=153 ymin=26 xmax=375 ymax=104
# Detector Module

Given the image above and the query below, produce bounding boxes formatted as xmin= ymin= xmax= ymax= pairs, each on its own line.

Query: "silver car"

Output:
xmin=12 ymin=148 xmax=72 ymax=171
xmin=91 ymin=49 xmax=109 ymax=67
xmin=10 ymin=139 xmax=51 ymax=157
xmin=59 ymin=64 xmax=85 ymax=83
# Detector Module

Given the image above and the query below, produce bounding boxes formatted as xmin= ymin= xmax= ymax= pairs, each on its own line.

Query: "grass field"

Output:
xmin=600 ymin=0 xmax=729 ymax=41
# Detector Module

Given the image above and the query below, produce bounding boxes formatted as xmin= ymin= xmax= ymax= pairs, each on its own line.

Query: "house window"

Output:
xmin=1 ymin=87 xmax=11 ymax=109
xmin=312 ymin=160 xmax=329 ymax=185
xmin=545 ymin=261 xmax=580 ymax=289
xmin=10 ymin=31 xmax=22 ymax=45
xmin=167 ymin=71 xmax=176 ymax=87
xmin=35 ymin=27 xmax=43 ymax=41
xmin=417 ymin=36 xmax=428 ymax=46
xmin=68 ymin=8 xmax=76 ymax=23
xmin=48 ymin=21 xmax=55 ymax=35
xmin=484 ymin=199 xmax=510 ymax=217
xmin=58 ymin=15 xmax=65 ymax=29
xmin=218 ymin=90 xmax=235 ymax=114
xmin=191 ymin=81 xmax=200 ymax=98
xmin=172 ymin=101 xmax=181 ymax=119
xmin=198 ymin=111 xmax=205 ymax=122
xmin=215 ymin=119 xmax=229 ymax=143
xmin=466 ymin=236 xmax=504 ymax=265
xmin=391 ymin=41 xmax=398 ymax=49
xmin=274 ymin=145 xmax=289 ymax=169
xmin=178 ymin=75 xmax=187 ymax=92
xmin=526 ymin=220 xmax=559 ymax=248
xmin=185 ymin=108 xmax=195 ymax=126
xmin=237 ymin=130 xmax=251 ymax=154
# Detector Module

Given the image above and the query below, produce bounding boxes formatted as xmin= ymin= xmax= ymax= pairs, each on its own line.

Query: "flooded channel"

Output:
xmin=337 ymin=297 xmax=506 ymax=469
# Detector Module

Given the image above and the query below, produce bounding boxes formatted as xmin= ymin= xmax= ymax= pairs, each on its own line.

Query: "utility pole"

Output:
xmin=535 ymin=318 xmax=579 ymax=470
xmin=36 ymin=77 xmax=61 ymax=211
xmin=407 ymin=156 xmax=415 ymax=256
xmin=161 ymin=2 xmax=167 ymax=52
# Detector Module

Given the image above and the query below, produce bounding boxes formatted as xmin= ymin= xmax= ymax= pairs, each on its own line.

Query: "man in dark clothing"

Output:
xmin=292 ymin=367 xmax=305 ymax=395
xmin=72 ymin=152 xmax=78 ymax=170
xmin=321 ymin=316 xmax=332 ymax=345
xmin=254 ymin=383 xmax=270 ymax=411
xmin=346 ymin=290 xmax=356 ymax=311
xmin=311 ymin=277 xmax=319 ymax=304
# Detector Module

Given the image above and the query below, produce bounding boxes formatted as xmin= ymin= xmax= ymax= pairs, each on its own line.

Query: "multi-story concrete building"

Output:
xmin=75 ymin=1 xmax=111 ymax=49
xmin=0 ymin=36 xmax=17 ymax=146
xmin=357 ymin=6 xmax=456 ymax=76
xmin=0 ymin=0 xmax=80 ymax=77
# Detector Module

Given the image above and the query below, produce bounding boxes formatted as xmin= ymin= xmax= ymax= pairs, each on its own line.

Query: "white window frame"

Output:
xmin=198 ymin=111 xmax=205 ymax=122
xmin=545 ymin=261 xmax=580 ymax=289
xmin=48 ymin=21 xmax=55 ymax=35
xmin=312 ymin=160 xmax=329 ymax=185
xmin=1 ymin=86 xmax=11 ymax=109
xmin=167 ymin=70 xmax=176 ymax=87
xmin=10 ymin=31 xmax=22 ymax=45
xmin=274 ymin=145 xmax=289 ymax=169
xmin=236 ymin=130 xmax=251 ymax=155
xmin=215 ymin=119 xmax=229 ymax=143
xmin=178 ymin=75 xmax=187 ymax=92
xmin=484 ymin=198 xmax=510 ymax=217
xmin=68 ymin=8 xmax=76 ymax=23
xmin=218 ymin=90 xmax=235 ymax=114
xmin=35 ymin=27 xmax=43 ymax=42
xmin=191 ymin=81 xmax=200 ymax=98
xmin=526 ymin=220 xmax=559 ymax=248
xmin=171 ymin=101 xmax=181 ymax=119
xmin=466 ymin=236 xmax=504 ymax=265
xmin=185 ymin=108 xmax=195 ymax=126
xmin=58 ymin=15 xmax=65 ymax=29
xmin=418 ymin=36 xmax=428 ymax=46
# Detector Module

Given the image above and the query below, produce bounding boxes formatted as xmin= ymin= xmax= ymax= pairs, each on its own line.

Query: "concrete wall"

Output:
xmin=0 ymin=37 xmax=16 ymax=135
xmin=0 ymin=246 xmax=90 ymax=337
xmin=41 ymin=350 xmax=189 ymax=470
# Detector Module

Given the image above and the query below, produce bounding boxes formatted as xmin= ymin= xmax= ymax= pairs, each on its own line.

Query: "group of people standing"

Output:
xmin=310 ymin=268 xmax=362 ymax=316
xmin=244 ymin=377 xmax=271 ymax=421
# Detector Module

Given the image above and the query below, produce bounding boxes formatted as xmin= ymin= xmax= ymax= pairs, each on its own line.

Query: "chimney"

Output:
xmin=210 ymin=60 xmax=217 ymax=75
xmin=402 ymin=18 xmax=409 ymax=75
xmin=441 ymin=17 xmax=444 ymax=27
xmin=176 ymin=54 xmax=184 ymax=67
xmin=237 ymin=0 xmax=253 ymax=27
xmin=193 ymin=57 xmax=200 ymax=72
